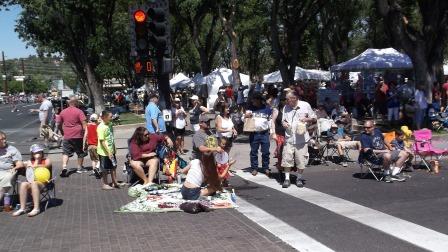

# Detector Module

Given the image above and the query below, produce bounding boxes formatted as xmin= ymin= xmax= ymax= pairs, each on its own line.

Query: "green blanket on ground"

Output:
xmin=116 ymin=183 xmax=237 ymax=213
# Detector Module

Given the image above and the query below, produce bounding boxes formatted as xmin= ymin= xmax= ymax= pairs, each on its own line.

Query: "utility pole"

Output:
xmin=2 ymin=51 xmax=7 ymax=95
xmin=21 ymin=58 xmax=25 ymax=93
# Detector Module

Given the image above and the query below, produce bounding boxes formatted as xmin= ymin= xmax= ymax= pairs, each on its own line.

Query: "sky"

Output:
xmin=0 ymin=5 xmax=36 ymax=60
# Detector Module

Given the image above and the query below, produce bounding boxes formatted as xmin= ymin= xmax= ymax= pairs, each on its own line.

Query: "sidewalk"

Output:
xmin=0 ymin=124 xmax=293 ymax=252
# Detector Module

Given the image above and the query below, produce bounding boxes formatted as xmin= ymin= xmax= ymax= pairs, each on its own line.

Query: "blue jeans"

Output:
xmin=249 ymin=131 xmax=270 ymax=172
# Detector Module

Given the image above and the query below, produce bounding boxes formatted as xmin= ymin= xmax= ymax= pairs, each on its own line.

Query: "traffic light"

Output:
xmin=148 ymin=7 xmax=169 ymax=55
xmin=129 ymin=7 xmax=155 ymax=77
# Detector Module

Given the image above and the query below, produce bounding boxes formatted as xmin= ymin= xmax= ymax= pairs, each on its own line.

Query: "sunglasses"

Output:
xmin=364 ymin=126 xmax=373 ymax=129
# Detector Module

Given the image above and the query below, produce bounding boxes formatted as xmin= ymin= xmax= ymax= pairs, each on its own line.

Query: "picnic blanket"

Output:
xmin=116 ymin=183 xmax=237 ymax=213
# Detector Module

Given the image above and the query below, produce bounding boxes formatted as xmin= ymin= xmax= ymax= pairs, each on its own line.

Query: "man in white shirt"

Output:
xmin=30 ymin=94 xmax=53 ymax=145
xmin=281 ymin=91 xmax=316 ymax=188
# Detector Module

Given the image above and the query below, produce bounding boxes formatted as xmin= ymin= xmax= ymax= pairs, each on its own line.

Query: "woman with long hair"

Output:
xmin=215 ymin=104 xmax=237 ymax=148
xmin=172 ymin=98 xmax=187 ymax=154
xmin=12 ymin=144 xmax=52 ymax=217
xmin=129 ymin=127 xmax=173 ymax=185
xmin=181 ymin=152 xmax=221 ymax=200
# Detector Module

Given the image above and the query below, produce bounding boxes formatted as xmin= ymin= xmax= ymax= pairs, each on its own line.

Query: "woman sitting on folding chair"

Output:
xmin=13 ymin=144 xmax=52 ymax=217
xmin=129 ymin=127 xmax=173 ymax=186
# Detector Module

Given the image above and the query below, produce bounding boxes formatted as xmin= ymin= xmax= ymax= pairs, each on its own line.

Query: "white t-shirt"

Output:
xmin=172 ymin=107 xmax=186 ymax=129
xmin=185 ymin=159 xmax=204 ymax=187
xmin=39 ymin=99 xmax=53 ymax=124
xmin=283 ymin=100 xmax=316 ymax=145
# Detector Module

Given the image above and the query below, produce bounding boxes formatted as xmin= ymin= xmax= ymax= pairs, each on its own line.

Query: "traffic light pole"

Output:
xmin=156 ymin=54 xmax=171 ymax=110
xmin=2 ymin=51 xmax=7 ymax=95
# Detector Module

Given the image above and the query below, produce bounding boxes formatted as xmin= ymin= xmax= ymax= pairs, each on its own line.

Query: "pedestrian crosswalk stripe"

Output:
xmin=236 ymin=197 xmax=334 ymax=252
xmin=236 ymin=170 xmax=448 ymax=252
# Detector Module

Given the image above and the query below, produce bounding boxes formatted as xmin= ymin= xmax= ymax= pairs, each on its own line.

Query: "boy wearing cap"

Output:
xmin=192 ymin=115 xmax=223 ymax=161
xmin=86 ymin=114 xmax=101 ymax=178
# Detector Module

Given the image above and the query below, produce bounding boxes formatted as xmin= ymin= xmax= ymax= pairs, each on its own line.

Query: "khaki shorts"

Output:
xmin=281 ymin=143 xmax=308 ymax=171
xmin=88 ymin=145 xmax=99 ymax=162
xmin=337 ymin=141 xmax=359 ymax=150
xmin=0 ymin=170 xmax=17 ymax=188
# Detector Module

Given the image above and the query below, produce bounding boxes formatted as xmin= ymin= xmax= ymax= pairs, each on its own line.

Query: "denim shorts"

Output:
xmin=181 ymin=185 xmax=201 ymax=200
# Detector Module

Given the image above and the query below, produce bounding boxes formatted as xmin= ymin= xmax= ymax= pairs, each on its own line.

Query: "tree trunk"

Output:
xmin=85 ymin=62 xmax=105 ymax=113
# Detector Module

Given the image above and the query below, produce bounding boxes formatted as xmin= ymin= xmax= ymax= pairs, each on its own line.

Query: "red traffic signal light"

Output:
xmin=134 ymin=9 xmax=147 ymax=23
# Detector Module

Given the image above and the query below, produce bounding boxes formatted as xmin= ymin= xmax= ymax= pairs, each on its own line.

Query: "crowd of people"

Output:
xmin=1 ymin=76 xmax=444 ymax=217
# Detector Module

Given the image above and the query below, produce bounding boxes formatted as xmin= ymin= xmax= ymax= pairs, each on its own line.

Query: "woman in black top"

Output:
xmin=189 ymin=96 xmax=208 ymax=133
xmin=271 ymin=97 xmax=287 ymax=170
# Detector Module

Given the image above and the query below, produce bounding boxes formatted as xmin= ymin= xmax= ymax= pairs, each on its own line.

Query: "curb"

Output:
xmin=113 ymin=123 xmax=145 ymax=129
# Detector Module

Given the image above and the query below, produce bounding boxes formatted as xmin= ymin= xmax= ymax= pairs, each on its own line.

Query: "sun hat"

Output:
xmin=30 ymin=144 xmax=45 ymax=153
xmin=190 ymin=95 xmax=199 ymax=100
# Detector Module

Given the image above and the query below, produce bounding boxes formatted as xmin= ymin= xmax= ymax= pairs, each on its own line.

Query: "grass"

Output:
xmin=117 ymin=112 xmax=145 ymax=125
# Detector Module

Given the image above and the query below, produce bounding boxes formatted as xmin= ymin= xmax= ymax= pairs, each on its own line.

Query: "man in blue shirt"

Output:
xmin=145 ymin=94 xmax=166 ymax=134
xmin=360 ymin=120 xmax=408 ymax=183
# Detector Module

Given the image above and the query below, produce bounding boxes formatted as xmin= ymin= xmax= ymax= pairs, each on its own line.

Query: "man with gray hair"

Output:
xmin=0 ymin=131 xmax=24 ymax=203
xmin=57 ymin=95 xmax=88 ymax=177
xmin=281 ymin=91 xmax=316 ymax=188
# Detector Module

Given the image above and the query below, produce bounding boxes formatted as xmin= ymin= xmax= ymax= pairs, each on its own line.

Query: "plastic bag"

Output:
xmin=179 ymin=202 xmax=210 ymax=214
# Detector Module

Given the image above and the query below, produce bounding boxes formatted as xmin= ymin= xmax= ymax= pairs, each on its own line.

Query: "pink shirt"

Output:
xmin=57 ymin=107 xmax=86 ymax=139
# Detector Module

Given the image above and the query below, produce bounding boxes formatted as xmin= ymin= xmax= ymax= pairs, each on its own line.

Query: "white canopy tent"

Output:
xmin=263 ymin=67 xmax=331 ymax=83
xmin=192 ymin=68 xmax=250 ymax=108
xmin=169 ymin=73 xmax=194 ymax=90
xmin=330 ymin=48 xmax=413 ymax=72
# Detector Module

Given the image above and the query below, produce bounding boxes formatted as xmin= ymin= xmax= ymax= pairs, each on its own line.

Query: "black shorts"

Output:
xmin=62 ymin=139 xmax=87 ymax=158
xmin=174 ymin=127 xmax=185 ymax=137
xmin=99 ymin=155 xmax=117 ymax=172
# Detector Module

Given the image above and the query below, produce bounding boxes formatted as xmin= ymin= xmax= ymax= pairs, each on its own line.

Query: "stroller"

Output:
xmin=40 ymin=125 xmax=62 ymax=146
xmin=429 ymin=107 xmax=448 ymax=131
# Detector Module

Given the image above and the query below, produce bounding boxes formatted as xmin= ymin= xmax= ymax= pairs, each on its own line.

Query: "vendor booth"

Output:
xmin=192 ymin=68 xmax=250 ymax=109
xmin=169 ymin=73 xmax=194 ymax=91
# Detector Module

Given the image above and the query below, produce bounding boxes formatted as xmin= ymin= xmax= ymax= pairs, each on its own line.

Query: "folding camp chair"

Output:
xmin=308 ymin=118 xmax=334 ymax=165
xmin=40 ymin=178 xmax=56 ymax=211
xmin=412 ymin=129 xmax=448 ymax=171
xmin=358 ymin=149 xmax=384 ymax=181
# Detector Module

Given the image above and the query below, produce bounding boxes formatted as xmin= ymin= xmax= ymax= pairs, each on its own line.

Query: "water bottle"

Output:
xmin=177 ymin=172 xmax=182 ymax=184
xmin=3 ymin=193 xmax=11 ymax=212
xmin=230 ymin=189 xmax=237 ymax=203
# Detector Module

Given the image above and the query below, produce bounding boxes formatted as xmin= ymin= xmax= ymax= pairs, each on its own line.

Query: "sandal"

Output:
xmin=12 ymin=209 xmax=26 ymax=217
xmin=27 ymin=209 xmax=40 ymax=217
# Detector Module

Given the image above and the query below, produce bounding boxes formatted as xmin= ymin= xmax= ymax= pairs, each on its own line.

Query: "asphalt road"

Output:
xmin=1 ymin=114 xmax=448 ymax=252
xmin=0 ymin=103 xmax=41 ymax=154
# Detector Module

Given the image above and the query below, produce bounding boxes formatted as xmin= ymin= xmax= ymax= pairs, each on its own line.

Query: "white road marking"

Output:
xmin=236 ymin=170 xmax=448 ymax=252
xmin=236 ymin=197 xmax=334 ymax=252
xmin=17 ymin=113 xmax=23 ymax=116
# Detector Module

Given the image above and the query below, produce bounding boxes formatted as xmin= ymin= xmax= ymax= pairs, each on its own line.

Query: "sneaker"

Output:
xmin=93 ymin=168 xmax=101 ymax=178
xmin=102 ymin=184 xmax=114 ymax=190
xmin=383 ymin=175 xmax=393 ymax=183
xmin=251 ymin=170 xmax=258 ymax=176
xmin=282 ymin=179 xmax=291 ymax=188
xmin=27 ymin=209 xmax=40 ymax=217
xmin=342 ymin=162 xmax=348 ymax=167
xmin=60 ymin=169 xmax=68 ymax=178
xmin=390 ymin=174 xmax=406 ymax=182
xmin=296 ymin=179 xmax=304 ymax=188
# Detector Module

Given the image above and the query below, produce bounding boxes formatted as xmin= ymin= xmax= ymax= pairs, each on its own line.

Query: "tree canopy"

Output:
xmin=4 ymin=0 xmax=448 ymax=107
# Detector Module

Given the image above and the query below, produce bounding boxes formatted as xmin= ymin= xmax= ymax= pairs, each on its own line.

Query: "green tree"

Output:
xmin=270 ymin=0 xmax=327 ymax=85
xmin=377 ymin=0 xmax=448 ymax=101
xmin=14 ymin=0 xmax=133 ymax=111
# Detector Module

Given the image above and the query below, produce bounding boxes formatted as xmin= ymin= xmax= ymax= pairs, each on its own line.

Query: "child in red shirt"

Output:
xmin=214 ymin=138 xmax=236 ymax=187
xmin=86 ymin=113 xmax=100 ymax=177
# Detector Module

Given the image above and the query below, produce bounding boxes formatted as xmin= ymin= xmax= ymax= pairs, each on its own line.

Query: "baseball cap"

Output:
xmin=190 ymin=95 xmax=199 ymax=100
xmin=174 ymin=98 xmax=180 ymax=102
xmin=331 ymin=123 xmax=338 ymax=128
xmin=90 ymin=113 xmax=98 ymax=121
xmin=30 ymin=144 xmax=45 ymax=153
xmin=199 ymin=115 xmax=212 ymax=123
